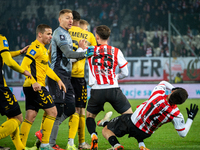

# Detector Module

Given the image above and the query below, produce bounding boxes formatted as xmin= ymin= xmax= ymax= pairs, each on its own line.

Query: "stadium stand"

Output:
xmin=0 ymin=0 xmax=199 ymax=57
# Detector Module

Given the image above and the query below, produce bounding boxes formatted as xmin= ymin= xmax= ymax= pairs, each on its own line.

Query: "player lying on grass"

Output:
xmin=97 ymin=81 xmax=199 ymax=150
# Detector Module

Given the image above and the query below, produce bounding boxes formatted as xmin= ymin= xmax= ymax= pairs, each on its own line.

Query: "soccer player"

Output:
xmin=98 ymin=81 xmax=199 ymax=150
xmin=34 ymin=9 xmax=94 ymax=150
xmin=86 ymin=25 xmax=133 ymax=150
xmin=79 ymin=19 xmax=89 ymax=31
xmin=0 ymin=34 xmax=32 ymax=150
xmin=19 ymin=24 xmax=66 ymax=150
xmin=66 ymin=11 xmax=97 ymax=150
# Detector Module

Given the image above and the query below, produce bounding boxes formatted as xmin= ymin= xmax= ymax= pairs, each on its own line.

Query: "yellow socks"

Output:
xmin=11 ymin=124 xmax=26 ymax=150
xmin=0 ymin=118 xmax=19 ymax=139
xmin=78 ymin=114 xmax=86 ymax=144
xmin=42 ymin=115 xmax=55 ymax=144
xmin=68 ymin=113 xmax=79 ymax=139
xmin=0 ymin=118 xmax=25 ymax=150
xmin=20 ymin=119 xmax=32 ymax=146
xmin=40 ymin=112 xmax=47 ymax=130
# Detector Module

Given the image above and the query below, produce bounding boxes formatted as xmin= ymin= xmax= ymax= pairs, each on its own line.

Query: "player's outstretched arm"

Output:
xmin=1 ymin=50 xmax=25 ymax=74
xmin=10 ymin=45 xmax=29 ymax=57
xmin=173 ymin=104 xmax=199 ymax=137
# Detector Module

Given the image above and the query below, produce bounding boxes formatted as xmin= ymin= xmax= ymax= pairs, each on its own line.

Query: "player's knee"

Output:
xmin=14 ymin=113 xmax=23 ymax=123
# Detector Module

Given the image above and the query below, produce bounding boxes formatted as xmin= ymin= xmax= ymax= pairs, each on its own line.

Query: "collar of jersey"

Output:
xmin=34 ymin=39 xmax=45 ymax=48
xmin=59 ymin=26 xmax=69 ymax=32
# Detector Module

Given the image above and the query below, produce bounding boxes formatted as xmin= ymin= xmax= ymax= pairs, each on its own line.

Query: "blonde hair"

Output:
xmin=80 ymin=19 xmax=89 ymax=26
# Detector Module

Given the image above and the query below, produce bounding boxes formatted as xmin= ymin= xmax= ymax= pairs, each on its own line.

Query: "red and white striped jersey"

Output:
xmin=131 ymin=83 xmax=183 ymax=134
xmin=88 ymin=44 xmax=128 ymax=89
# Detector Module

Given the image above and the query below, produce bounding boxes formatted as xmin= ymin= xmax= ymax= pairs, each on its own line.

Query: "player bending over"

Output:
xmin=98 ymin=81 xmax=198 ymax=150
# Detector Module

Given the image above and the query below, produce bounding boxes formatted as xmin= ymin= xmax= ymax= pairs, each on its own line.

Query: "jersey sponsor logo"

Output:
xmin=3 ymin=40 xmax=8 ymax=47
xmin=30 ymin=49 xmax=36 ymax=56
xmin=36 ymin=45 xmax=40 ymax=48
xmin=60 ymin=35 xmax=65 ymax=41
xmin=41 ymin=60 xmax=48 ymax=65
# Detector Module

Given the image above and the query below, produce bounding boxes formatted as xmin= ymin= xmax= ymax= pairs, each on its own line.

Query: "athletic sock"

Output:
xmin=49 ymin=116 xmax=61 ymax=147
xmin=59 ymin=113 xmax=68 ymax=124
xmin=40 ymin=112 xmax=47 ymax=130
xmin=78 ymin=114 xmax=85 ymax=144
xmin=68 ymin=113 xmax=79 ymax=139
xmin=11 ymin=124 xmax=26 ymax=150
xmin=42 ymin=115 xmax=56 ymax=144
xmin=138 ymin=142 xmax=145 ymax=148
xmin=108 ymin=136 xmax=120 ymax=147
xmin=68 ymin=138 xmax=74 ymax=146
xmin=86 ymin=117 xmax=96 ymax=135
xmin=0 ymin=118 xmax=20 ymax=139
xmin=20 ymin=119 xmax=33 ymax=146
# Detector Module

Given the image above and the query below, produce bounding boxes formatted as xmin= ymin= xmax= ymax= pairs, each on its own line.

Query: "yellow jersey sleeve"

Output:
xmin=21 ymin=55 xmax=37 ymax=85
xmin=0 ymin=35 xmax=25 ymax=74
xmin=88 ymin=32 xmax=97 ymax=46
xmin=1 ymin=51 xmax=25 ymax=74
xmin=46 ymin=65 xmax=60 ymax=82
xmin=0 ymin=35 xmax=9 ymax=51
xmin=10 ymin=50 xmax=21 ymax=57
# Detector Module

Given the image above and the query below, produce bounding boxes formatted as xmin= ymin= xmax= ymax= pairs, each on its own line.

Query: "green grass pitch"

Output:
xmin=0 ymin=99 xmax=200 ymax=150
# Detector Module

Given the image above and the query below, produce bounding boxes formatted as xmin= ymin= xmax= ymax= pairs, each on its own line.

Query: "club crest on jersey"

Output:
xmin=30 ymin=49 xmax=36 ymax=56
xmin=60 ymin=35 xmax=65 ymax=41
xmin=3 ymin=40 xmax=8 ymax=47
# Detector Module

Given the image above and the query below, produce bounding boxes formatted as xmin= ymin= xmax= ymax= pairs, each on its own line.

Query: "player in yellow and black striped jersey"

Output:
xmin=0 ymin=34 xmax=32 ymax=150
xmin=65 ymin=11 xmax=97 ymax=150
xmin=19 ymin=24 xmax=66 ymax=150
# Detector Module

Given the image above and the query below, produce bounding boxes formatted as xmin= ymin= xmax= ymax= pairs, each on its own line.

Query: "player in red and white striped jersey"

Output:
xmin=86 ymin=25 xmax=133 ymax=150
xmin=99 ymin=81 xmax=198 ymax=150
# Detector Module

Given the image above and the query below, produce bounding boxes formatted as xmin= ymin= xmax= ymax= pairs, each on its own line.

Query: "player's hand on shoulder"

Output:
xmin=32 ymin=82 xmax=41 ymax=92
xmin=186 ymin=103 xmax=199 ymax=120
xmin=78 ymin=39 xmax=87 ymax=50
xmin=23 ymin=70 xmax=32 ymax=79
xmin=57 ymin=80 xmax=66 ymax=93
xmin=20 ymin=45 xmax=29 ymax=54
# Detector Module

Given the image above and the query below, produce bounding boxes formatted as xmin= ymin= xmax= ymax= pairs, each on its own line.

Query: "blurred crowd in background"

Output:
xmin=0 ymin=0 xmax=200 ymax=57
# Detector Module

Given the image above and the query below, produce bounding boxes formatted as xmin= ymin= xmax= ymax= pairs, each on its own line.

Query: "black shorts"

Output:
xmin=107 ymin=114 xmax=151 ymax=142
xmin=48 ymin=75 xmax=75 ymax=104
xmin=87 ymin=88 xmax=131 ymax=114
xmin=71 ymin=77 xmax=87 ymax=108
xmin=0 ymin=87 xmax=21 ymax=117
xmin=23 ymin=86 xmax=55 ymax=112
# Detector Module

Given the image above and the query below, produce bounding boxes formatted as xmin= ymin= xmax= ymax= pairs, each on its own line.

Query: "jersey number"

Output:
xmin=144 ymin=102 xmax=160 ymax=125
xmin=92 ymin=54 xmax=113 ymax=69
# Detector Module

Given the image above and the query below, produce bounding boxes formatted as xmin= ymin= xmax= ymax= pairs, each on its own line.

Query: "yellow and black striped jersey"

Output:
xmin=21 ymin=39 xmax=60 ymax=87
xmin=69 ymin=26 xmax=97 ymax=78
xmin=0 ymin=35 xmax=25 ymax=87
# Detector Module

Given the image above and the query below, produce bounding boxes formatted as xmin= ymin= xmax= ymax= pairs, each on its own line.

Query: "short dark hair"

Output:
xmin=169 ymin=88 xmax=188 ymax=105
xmin=36 ymin=24 xmax=51 ymax=36
xmin=72 ymin=10 xmax=80 ymax=21
xmin=59 ymin=9 xmax=72 ymax=17
xmin=96 ymin=25 xmax=111 ymax=40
